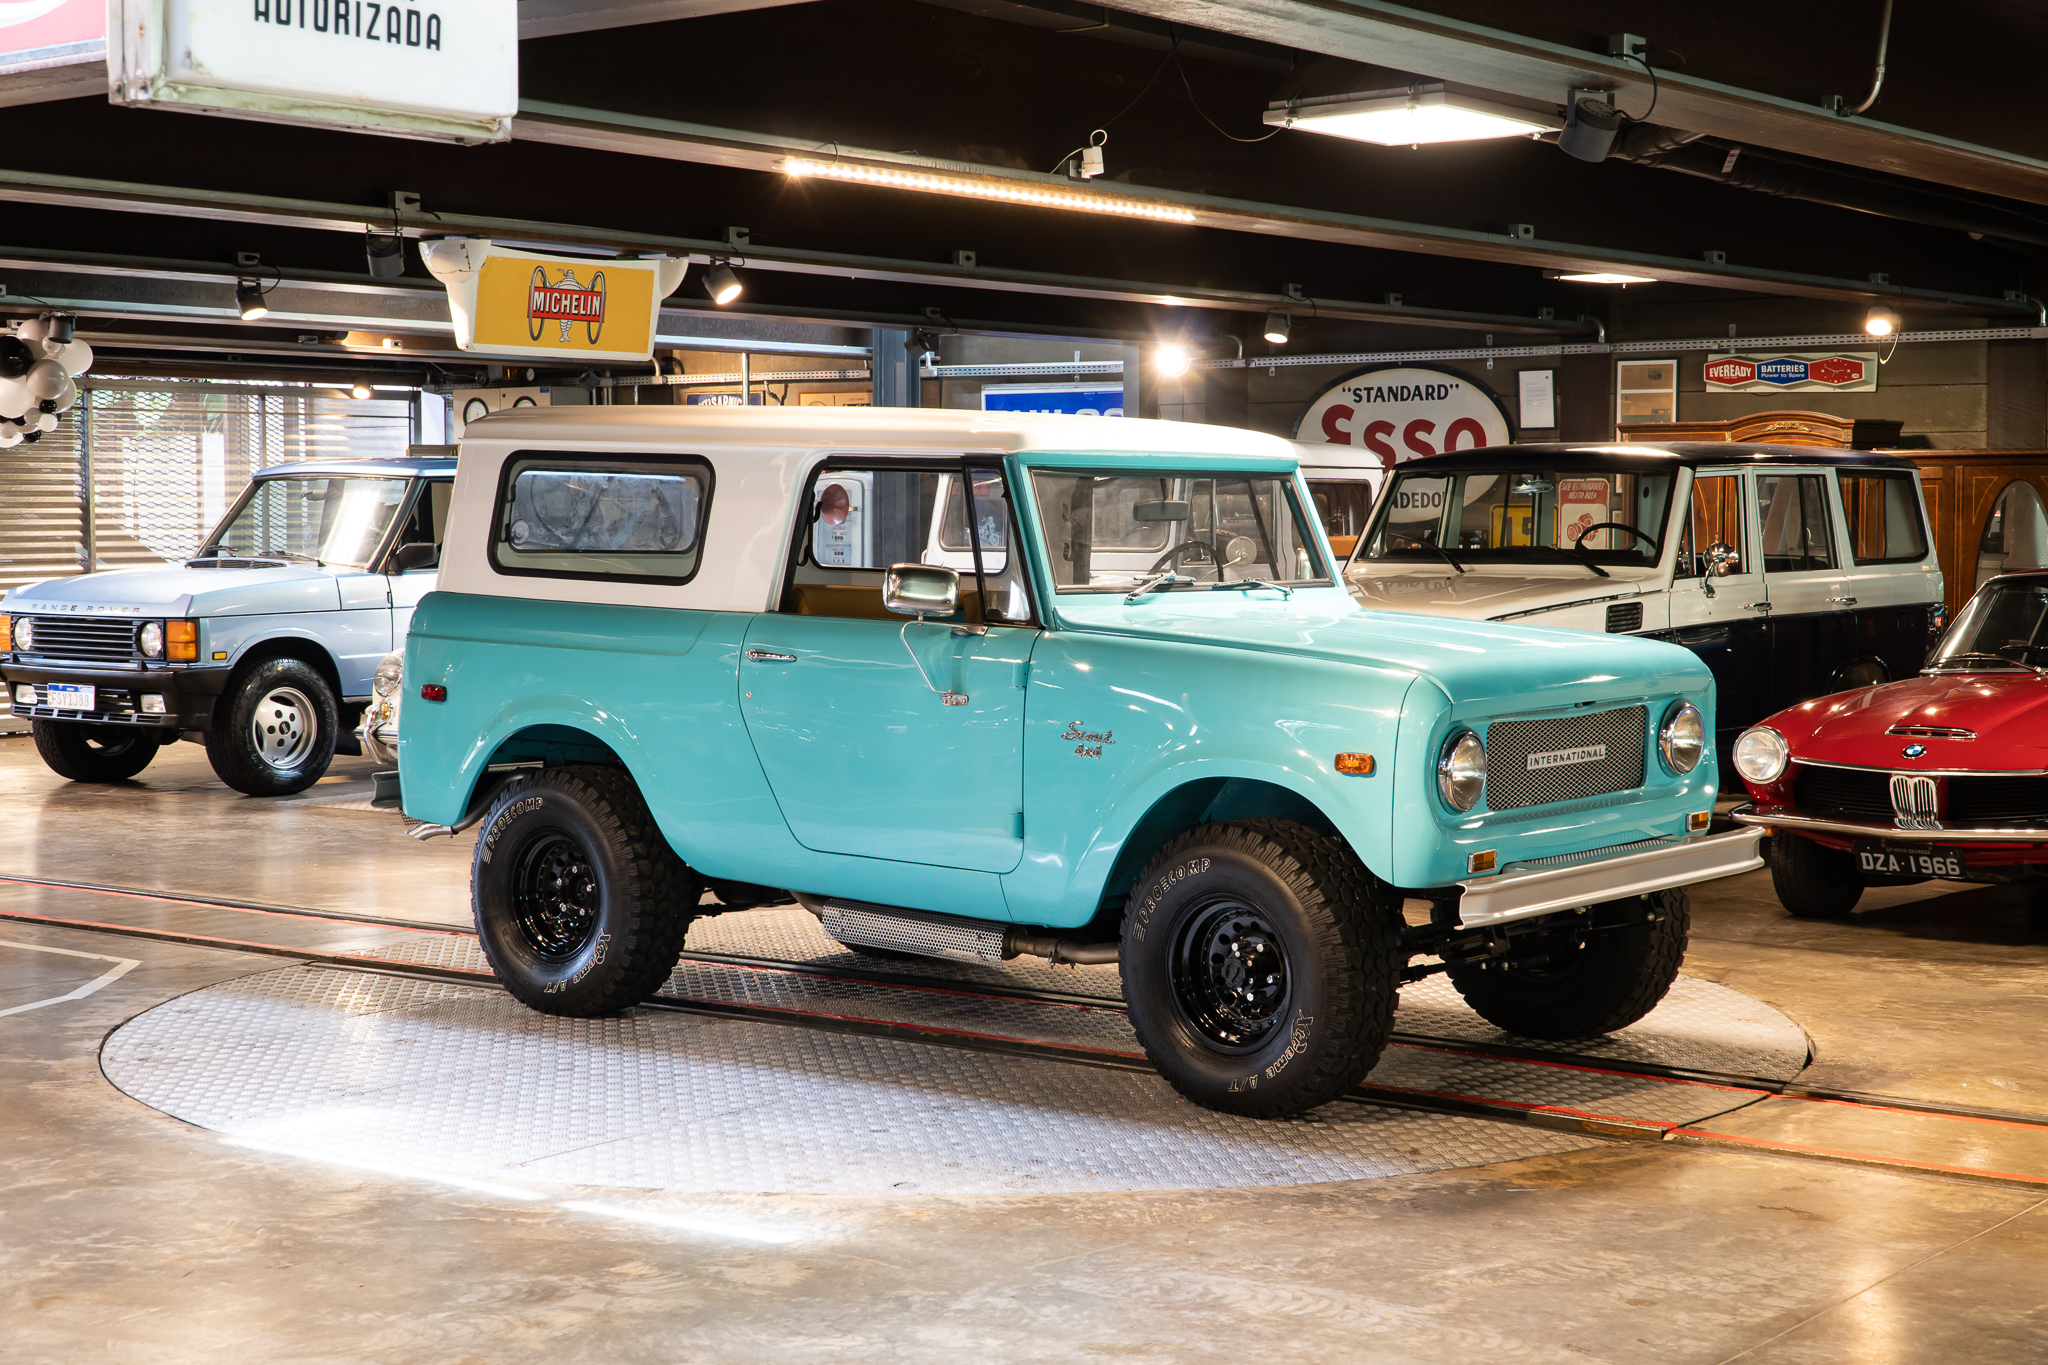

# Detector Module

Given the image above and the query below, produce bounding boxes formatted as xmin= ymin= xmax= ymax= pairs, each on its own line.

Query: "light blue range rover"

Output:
xmin=393 ymin=407 xmax=1761 ymax=1119
xmin=1 ymin=450 xmax=454 ymax=794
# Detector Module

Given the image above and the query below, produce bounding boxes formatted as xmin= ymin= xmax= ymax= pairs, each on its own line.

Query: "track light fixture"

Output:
xmin=703 ymin=261 xmax=743 ymax=306
xmin=350 ymin=381 xmax=373 ymax=400
xmin=1155 ymin=344 xmax=1193 ymax=379
xmin=365 ymin=230 xmax=405 ymax=280
xmin=1863 ymin=305 xmax=1902 ymax=337
xmin=1262 ymin=312 xmax=1292 ymax=346
xmin=45 ymin=313 xmax=74 ymax=344
xmin=235 ymin=279 xmax=270 ymax=321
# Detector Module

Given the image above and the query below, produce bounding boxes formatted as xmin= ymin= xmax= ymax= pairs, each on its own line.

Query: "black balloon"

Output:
xmin=0 ymin=336 xmax=32 ymax=379
xmin=22 ymin=428 xmax=39 ymax=443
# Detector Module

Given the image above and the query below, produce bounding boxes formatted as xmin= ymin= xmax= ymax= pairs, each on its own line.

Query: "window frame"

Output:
xmin=1753 ymin=470 xmax=1841 ymax=576
xmin=1835 ymin=467 xmax=1930 ymax=566
xmin=486 ymin=449 xmax=716 ymax=587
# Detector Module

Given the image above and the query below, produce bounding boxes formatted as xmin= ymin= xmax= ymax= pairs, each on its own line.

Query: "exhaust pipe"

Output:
xmin=796 ymin=894 xmax=1118 ymax=966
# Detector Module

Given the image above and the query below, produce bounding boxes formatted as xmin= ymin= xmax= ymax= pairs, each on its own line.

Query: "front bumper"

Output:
xmin=1 ymin=658 xmax=230 ymax=730
xmin=1731 ymin=804 xmax=2048 ymax=843
xmin=1456 ymin=826 xmax=1764 ymax=927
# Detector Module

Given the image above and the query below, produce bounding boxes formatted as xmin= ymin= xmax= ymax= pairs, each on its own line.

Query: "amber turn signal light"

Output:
xmin=420 ymin=684 xmax=447 ymax=702
xmin=1467 ymin=849 xmax=1498 ymax=874
xmin=166 ymin=619 xmax=198 ymax=661
xmin=0 ymin=616 xmax=10 ymax=653
xmin=1334 ymin=752 xmax=1375 ymax=775
xmin=1688 ymin=810 xmax=1712 ymax=832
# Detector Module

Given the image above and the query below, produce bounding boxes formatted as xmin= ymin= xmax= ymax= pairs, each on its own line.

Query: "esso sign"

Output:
xmin=1293 ymin=365 xmax=1513 ymax=464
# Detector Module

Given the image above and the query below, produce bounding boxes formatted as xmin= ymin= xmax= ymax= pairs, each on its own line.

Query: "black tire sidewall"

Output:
xmin=1446 ymin=890 xmax=1689 ymax=1038
xmin=1769 ymin=833 xmax=1863 ymax=918
xmin=32 ymin=719 xmax=159 ymax=781
xmin=208 ymin=658 xmax=338 ymax=795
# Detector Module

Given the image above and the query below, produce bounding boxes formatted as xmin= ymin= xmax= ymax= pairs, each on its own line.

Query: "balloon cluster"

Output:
xmin=0 ymin=314 xmax=91 ymax=448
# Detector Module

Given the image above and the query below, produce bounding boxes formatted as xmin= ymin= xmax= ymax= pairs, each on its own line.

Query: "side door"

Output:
xmin=1836 ymin=465 xmax=1941 ymax=682
xmin=386 ymin=477 xmax=454 ymax=641
xmin=1753 ymin=467 xmax=1857 ymax=711
xmin=738 ymin=459 xmax=1038 ymax=875
xmin=327 ymin=476 xmax=411 ymax=697
xmin=1666 ymin=469 xmax=1772 ymax=740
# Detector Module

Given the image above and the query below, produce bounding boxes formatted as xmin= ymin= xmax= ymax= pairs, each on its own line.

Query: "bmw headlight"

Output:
xmin=1732 ymin=726 xmax=1789 ymax=785
xmin=138 ymin=621 xmax=165 ymax=659
xmin=372 ymin=652 xmax=404 ymax=699
xmin=1659 ymin=701 xmax=1705 ymax=775
xmin=13 ymin=616 xmax=31 ymax=651
xmin=1437 ymin=729 xmax=1487 ymax=811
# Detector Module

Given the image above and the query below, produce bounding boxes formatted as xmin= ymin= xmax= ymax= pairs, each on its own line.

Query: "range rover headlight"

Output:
xmin=138 ymin=621 xmax=165 ymax=659
xmin=1732 ymin=726 xmax=1789 ymax=785
xmin=372 ymin=652 xmax=404 ymax=699
xmin=1437 ymin=729 xmax=1487 ymax=811
xmin=1659 ymin=701 xmax=1705 ymax=775
xmin=12 ymin=616 xmax=31 ymax=652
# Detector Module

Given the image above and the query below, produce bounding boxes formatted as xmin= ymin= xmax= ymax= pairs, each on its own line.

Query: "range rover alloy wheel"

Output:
xmin=472 ymin=766 xmax=702 ymax=1016
xmin=1121 ymin=819 xmax=1404 ymax=1120
xmin=30 ymin=719 xmax=160 ymax=782
xmin=206 ymin=657 xmax=338 ymax=796
xmin=1444 ymin=890 xmax=1690 ymax=1039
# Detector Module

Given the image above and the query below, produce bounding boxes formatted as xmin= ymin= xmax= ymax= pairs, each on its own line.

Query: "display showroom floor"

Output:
xmin=5 ymin=734 xmax=2047 ymax=1363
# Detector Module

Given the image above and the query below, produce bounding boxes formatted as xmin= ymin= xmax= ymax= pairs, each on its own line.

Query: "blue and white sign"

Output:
xmin=981 ymin=382 xmax=1124 ymax=417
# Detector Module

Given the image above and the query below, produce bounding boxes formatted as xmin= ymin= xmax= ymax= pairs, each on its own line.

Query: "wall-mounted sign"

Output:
xmin=1293 ymin=364 xmax=1512 ymax=463
xmin=1704 ymin=352 xmax=1878 ymax=393
xmin=108 ymin=0 xmax=517 ymax=143
xmin=422 ymin=240 xmax=687 ymax=363
xmin=0 ymin=0 xmax=103 ymax=74
xmin=981 ymin=382 xmax=1125 ymax=417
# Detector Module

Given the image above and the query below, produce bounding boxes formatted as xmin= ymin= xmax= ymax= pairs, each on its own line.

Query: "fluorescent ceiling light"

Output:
xmin=1267 ymin=86 xmax=1560 ymax=147
xmin=1552 ymin=272 xmax=1657 ymax=285
xmin=783 ymin=158 xmax=1196 ymax=224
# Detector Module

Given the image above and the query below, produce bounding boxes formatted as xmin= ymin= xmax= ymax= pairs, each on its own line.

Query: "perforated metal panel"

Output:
xmin=1487 ymin=706 xmax=1647 ymax=810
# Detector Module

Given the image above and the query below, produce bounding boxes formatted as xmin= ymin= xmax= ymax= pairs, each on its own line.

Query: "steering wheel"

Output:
xmin=1572 ymin=521 xmax=1661 ymax=554
xmin=1149 ymin=536 xmax=1227 ymax=579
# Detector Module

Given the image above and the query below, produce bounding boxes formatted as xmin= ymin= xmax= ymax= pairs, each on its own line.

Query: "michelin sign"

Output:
xmin=423 ymin=238 xmax=687 ymax=363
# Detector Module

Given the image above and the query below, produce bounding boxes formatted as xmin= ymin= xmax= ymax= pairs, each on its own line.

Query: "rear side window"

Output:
xmin=1838 ymin=469 xmax=1928 ymax=564
xmin=490 ymin=453 xmax=712 ymax=583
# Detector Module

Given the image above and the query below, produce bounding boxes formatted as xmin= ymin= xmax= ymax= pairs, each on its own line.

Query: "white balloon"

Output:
xmin=55 ymin=340 xmax=91 ymax=375
xmin=16 ymin=317 xmax=47 ymax=346
xmin=0 ymin=426 xmax=22 ymax=448
xmin=25 ymin=359 xmax=64 ymax=400
xmin=51 ymin=376 xmax=76 ymax=412
xmin=0 ymin=377 xmax=31 ymax=420
xmin=34 ymin=411 xmax=55 ymax=432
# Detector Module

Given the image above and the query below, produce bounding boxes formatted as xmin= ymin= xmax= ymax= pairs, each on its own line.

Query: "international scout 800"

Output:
xmin=392 ymin=408 xmax=1762 ymax=1119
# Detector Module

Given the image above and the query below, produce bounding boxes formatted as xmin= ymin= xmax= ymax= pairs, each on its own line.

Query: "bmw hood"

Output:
xmin=4 ymin=563 xmax=343 ymax=617
xmin=1344 ymin=567 xmax=1659 ymax=621
xmin=1765 ymin=670 xmax=2048 ymax=771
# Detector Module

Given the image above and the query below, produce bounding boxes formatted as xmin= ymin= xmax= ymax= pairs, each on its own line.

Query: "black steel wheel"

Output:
xmin=472 ymin=765 xmax=701 ymax=1016
xmin=1445 ymin=890 xmax=1690 ymax=1039
xmin=1120 ymin=819 xmax=1403 ymax=1119
xmin=30 ymin=719 xmax=159 ymax=782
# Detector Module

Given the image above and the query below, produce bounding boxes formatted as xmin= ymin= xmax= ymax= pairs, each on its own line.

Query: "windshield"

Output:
xmin=1360 ymin=466 xmax=1676 ymax=569
xmin=1930 ymin=579 xmax=2048 ymax=671
xmin=206 ymin=476 xmax=408 ymax=570
xmin=1029 ymin=470 xmax=1328 ymax=593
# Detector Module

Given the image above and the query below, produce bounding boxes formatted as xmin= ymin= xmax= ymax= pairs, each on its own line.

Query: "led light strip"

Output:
xmin=782 ymin=158 xmax=1197 ymax=224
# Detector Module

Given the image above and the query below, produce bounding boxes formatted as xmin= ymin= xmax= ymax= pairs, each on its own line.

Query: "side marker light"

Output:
xmin=420 ymin=684 xmax=447 ymax=702
xmin=1467 ymin=849 xmax=1497 ymax=874
xmin=1334 ymin=752 xmax=1375 ymax=775
xmin=1688 ymin=810 xmax=1712 ymax=832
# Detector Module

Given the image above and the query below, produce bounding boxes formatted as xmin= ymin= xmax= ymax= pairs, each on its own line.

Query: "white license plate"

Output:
xmin=44 ymin=683 xmax=94 ymax=712
xmin=1856 ymin=845 xmax=1962 ymax=878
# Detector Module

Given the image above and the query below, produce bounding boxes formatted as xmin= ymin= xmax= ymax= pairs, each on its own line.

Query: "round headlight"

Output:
xmin=138 ymin=621 xmax=165 ymax=659
xmin=13 ymin=616 xmax=31 ymax=651
xmin=372 ymin=653 xmax=404 ymax=699
xmin=1732 ymin=726 xmax=1789 ymax=785
xmin=1659 ymin=701 xmax=1704 ymax=775
xmin=1437 ymin=729 xmax=1487 ymax=811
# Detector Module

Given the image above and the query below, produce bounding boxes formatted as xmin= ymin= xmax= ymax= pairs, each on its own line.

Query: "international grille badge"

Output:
xmin=528 ymin=266 xmax=607 ymax=345
xmin=1901 ymin=743 xmax=1927 ymax=758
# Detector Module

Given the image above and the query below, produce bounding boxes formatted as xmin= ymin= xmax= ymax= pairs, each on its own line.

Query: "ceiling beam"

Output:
xmin=515 ymin=0 xmax=812 ymax=39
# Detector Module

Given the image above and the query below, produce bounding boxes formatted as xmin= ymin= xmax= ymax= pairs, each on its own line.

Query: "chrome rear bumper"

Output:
xmin=1731 ymin=804 xmax=2048 ymax=843
xmin=1457 ymin=827 xmax=1764 ymax=928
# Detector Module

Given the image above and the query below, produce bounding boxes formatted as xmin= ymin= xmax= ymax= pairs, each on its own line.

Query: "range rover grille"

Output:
xmin=1485 ymin=706 xmax=1647 ymax=810
xmin=1792 ymin=765 xmax=1892 ymax=818
xmin=16 ymin=617 xmax=139 ymax=662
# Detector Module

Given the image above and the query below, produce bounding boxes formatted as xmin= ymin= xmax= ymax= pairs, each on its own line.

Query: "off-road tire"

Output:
xmin=30 ymin=719 xmax=159 ymax=782
xmin=1120 ymin=818 xmax=1403 ymax=1119
xmin=472 ymin=765 xmax=701 ymax=1016
xmin=1768 ymin=832 xmax=1863 ymax=918
xmin=205 ymin=657 xmax=338 ymax=796
xmin=1445 ymin=889 xmax=1690 ymax=1039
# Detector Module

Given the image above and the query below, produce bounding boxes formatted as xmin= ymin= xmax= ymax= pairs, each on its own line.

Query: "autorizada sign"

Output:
xmin=108 ymin=0 xmax=517 ymax=142
xmin=1293 ymin=364 xmax=1513 ymax=464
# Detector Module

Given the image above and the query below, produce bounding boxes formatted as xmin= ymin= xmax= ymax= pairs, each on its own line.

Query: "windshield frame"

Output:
xmin=1352 ymin=462 xmax=1681 ymax=573
xmin=200 ymin=472 xmax=414 ymax=572
xmin=1927 ymin=575 xmax=2048 ymax=673
xmin=1026 ymin=465 xmax=1333 ymax=595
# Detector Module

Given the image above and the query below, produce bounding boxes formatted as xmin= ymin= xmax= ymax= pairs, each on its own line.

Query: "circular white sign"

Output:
xmin=1293 ymin=365 xmax=1512 ymax=464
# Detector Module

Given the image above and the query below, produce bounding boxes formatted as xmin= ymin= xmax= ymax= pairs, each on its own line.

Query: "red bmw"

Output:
xmin=1732 ymin=569 xmax=2048 ymax=917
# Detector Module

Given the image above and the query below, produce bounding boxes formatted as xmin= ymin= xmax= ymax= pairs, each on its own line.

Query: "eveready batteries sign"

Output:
xmin=422 ymin=239 xmax=686 ymax=362
xmin=1293 ymin=364 xmax=1512 ymax=464
xmin=1704 ymin=352 xmax=1877 ymax=393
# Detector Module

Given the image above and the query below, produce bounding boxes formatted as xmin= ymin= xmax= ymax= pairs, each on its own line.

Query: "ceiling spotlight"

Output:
xmin=703 ymin=262 xmax=743 ymax=306
xmin=45 ymin=313 xmax=74 ymax=344
xmin=1267 ymin=84 xmax=1561 ymax=146
xmin=1550 ymin=271 xmax=1657 ymax=285
xmin=365 ymin=230 xmax=405 ymax=280
xmin=350 ymin=381 xmax=373 ymax=400
xmin=235 ymin=280 xmax=269 ymax=321
xmin=1864 ymin=306 xmax=1902 ymax=337
xmin=1156 ymin=344 xmax=1193 ymax=378
xmin=1557 ymin=91 xmax=1624 ymax=163
xmin=1262 ymin=311 xmax=1292 ymax=345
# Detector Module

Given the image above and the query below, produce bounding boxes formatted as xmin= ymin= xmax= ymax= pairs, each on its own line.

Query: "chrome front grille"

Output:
xmin=1486 ymin=705 xmax=1648 ymax=810
xmin=16 ymin=616 xmax=139 ymax=662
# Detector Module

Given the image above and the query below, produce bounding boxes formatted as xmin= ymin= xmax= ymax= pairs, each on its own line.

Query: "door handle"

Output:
xmin=1745 ymin=602 xmax=1772 ymax=612
xmin=745 ymin=649 xmax=797 ymax=662
xmin=1827 ymin=596 xmax=1858 ymax=606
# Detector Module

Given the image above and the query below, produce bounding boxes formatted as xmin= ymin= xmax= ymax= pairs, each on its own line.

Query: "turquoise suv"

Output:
xmin=392 ymin=407 xmax=1761 ymax=1119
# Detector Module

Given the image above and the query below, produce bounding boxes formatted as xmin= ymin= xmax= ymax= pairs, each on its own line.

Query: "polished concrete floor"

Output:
xmin=5 ymin=733 xmax=2048 ymax=1363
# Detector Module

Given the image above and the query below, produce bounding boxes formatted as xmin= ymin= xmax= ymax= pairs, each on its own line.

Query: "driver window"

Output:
xmin=386 ymin=480 xmax=452 ymax=570
xmin=1676 ymin=474 xmax=1745 ymax=579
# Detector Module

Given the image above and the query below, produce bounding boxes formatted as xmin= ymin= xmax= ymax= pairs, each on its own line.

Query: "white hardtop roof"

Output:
xmin=462 ymin=404 xmax=1300 ymax=461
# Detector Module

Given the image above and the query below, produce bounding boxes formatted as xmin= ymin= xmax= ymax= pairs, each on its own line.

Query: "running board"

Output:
xmin=794 ymin=894 xmax=1119 ymax=966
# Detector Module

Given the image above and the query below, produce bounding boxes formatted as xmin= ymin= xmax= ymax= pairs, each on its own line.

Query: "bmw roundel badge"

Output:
xmin=1902 ymin=743 xmax=1928 ymax=758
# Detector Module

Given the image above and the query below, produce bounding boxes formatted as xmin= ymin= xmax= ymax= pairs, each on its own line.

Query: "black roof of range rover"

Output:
xmin=1393 ymin=442 xmax=1922 ymax=473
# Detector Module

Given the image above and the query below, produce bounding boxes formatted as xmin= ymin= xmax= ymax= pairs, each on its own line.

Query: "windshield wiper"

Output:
xmin=255 ymin=548 xmax=321 ymax=565
xmin=1524 ymin=545 xmax=1611 ymax=578
xmin=1422 ymin=542 xmax=1465 ymax=574
xmin=1219 ymin=577 xmax=1293 ymax=598
xmin=1124 ymin=572 xmax=1195 ymax=603
xmin=1930 ymin=650 xmax=2045 ymax=674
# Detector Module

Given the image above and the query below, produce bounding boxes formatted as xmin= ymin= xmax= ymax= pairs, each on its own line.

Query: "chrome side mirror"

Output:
xmin=1706 ymin=542 xmax=1740 ymax=576
xmin=883 ymin=563 xmax=959 ymax=618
